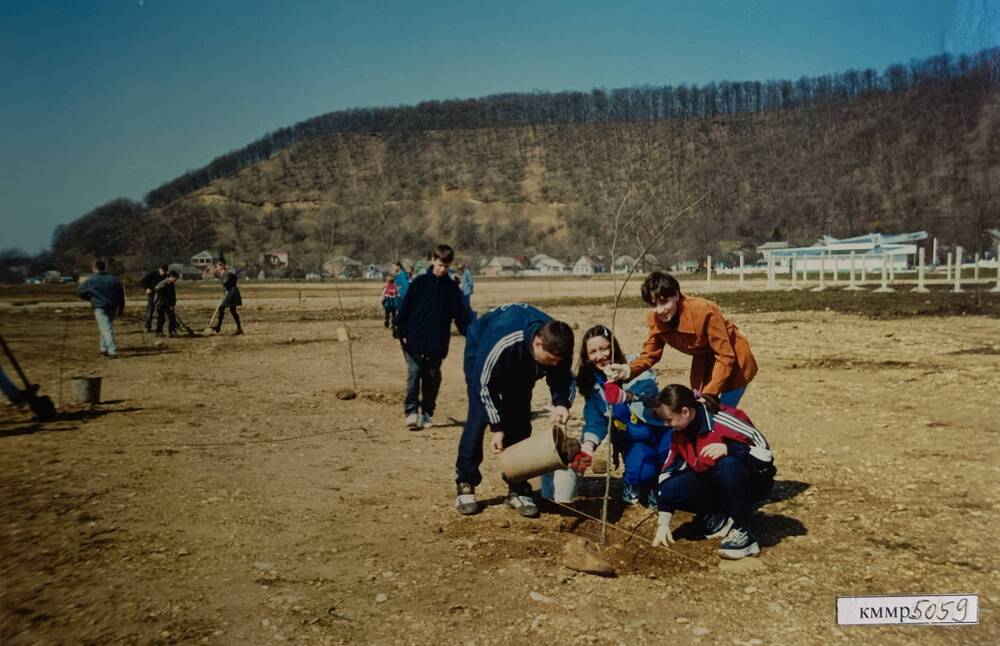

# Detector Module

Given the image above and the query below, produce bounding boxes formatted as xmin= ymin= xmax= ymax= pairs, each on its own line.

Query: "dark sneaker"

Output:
xmin=505 ymin=485 xmax=539 ymax=518
xmin=719 ymin=526 xmax=760 ymax=559
xmin=698 ymin=513 xmax=734 ymax=540
xmin=456 ymin=482 xmax=478 ymax=515
xmin=235 ymin=329 xmax=244 ymax=336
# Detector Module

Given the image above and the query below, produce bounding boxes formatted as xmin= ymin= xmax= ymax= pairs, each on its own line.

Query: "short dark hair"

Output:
xmin=168 ymin=270 xmax=180 ymax=278
xmin=215 ymin=259 xmax=226 ymax=267
xmin=94 ymin=260 xmax=107 ymax=271
xmin=160 ymin=264 xmax=169 ymax=272
xmin=432 ymin=244 xmax=455 ymax=263
xmin=535 ymin=321 xmax=574 ymax=360
xmin=640 ymin=271 xmax=681 ymax=306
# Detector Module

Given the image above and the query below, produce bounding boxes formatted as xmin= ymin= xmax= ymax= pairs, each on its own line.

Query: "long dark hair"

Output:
xmin=656 ymin=384 xmax=720 ymax=414
xmin=576 ymin=325 xmax=627 ymax=394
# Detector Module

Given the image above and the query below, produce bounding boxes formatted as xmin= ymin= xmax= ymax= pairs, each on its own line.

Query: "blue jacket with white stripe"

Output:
xmin=468 ymin=304 xmax=575 ymax=432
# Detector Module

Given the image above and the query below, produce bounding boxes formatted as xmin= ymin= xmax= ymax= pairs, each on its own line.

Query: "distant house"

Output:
xmin=532 ymin=255 xmax=567 ymax=274
xmin=612 ymin=255 xmax=638 ymax=273
xmin=191 ymin=250 xmax=214 ymax=269
xmin=365 ymin=264 xmax=395 ymax=280
xmin=639 ymin=254 xmax=659 ymax=271
xmin=260 ymin=251 xmax=289 ymax=268
xmin=323 ymin=256 xmax=363 ymax=278
xmin=573 ymin=256 xmax=607 ymax=275
xmin=482 ymin=256 xmax=522 ymax=277
xmin=756 ymin=241 xmax=791 ymax=268
xmin=672 ymin=260 xmax=699 ymax=273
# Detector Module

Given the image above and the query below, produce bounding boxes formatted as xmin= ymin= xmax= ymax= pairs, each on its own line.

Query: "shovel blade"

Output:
xmin=27 ymin=394 xmax=56 ymax=420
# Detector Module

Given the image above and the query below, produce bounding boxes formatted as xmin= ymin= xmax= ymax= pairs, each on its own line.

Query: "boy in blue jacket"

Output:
xmin=395 ymin=244 xmax=473 ymax=430
xmin=455 ymin=303 xmax=575 ymax=517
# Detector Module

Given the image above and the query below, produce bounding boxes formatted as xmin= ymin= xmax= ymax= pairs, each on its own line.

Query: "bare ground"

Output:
xmin=1 ymin=279 xmax=998 ymax=645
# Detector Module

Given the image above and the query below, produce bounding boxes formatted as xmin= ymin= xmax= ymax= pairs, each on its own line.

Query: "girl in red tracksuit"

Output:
xmin=650 ymin=384 xmax=776 ymax=559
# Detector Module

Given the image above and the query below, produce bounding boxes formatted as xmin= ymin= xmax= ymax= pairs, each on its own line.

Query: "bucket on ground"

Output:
xmin=71 ymin=376 xmax=102 ymax=405
xmin=499 ymin=426 xmax=580 ymax=483
xmin=540 ymin=468 xmax=580 ymax=503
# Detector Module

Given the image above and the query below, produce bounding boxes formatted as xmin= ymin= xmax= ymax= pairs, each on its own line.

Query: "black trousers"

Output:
xmin=215 ymin=306 xmax=242 ymax=331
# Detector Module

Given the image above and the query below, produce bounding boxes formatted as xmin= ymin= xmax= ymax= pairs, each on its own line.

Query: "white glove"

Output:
xmin=651 ymin=512 xmax=674 ymax=547
xmin=602 ymin=363 xmax=631 ymax=382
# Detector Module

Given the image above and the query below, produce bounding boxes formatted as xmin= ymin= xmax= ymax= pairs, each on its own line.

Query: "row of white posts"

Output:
xmin=704 ymin=244 xmax=1000 ymax=293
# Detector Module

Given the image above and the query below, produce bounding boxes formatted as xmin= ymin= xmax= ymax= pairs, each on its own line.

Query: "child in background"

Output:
xmin=651 ymin=384 xmax=776 ymax=559
xmin=381 ymin=274 xmax=399 ymax=328
xmin=603 ymin=272 xmax=756 ymax=408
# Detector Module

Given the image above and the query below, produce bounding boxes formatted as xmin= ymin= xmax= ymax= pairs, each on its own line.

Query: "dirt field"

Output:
xmin=2 ymin=277 xmax=999 ymax=645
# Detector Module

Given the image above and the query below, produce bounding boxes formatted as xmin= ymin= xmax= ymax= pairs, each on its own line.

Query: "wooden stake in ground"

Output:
xmin=333 ymin=279 xmax=359 ymax=396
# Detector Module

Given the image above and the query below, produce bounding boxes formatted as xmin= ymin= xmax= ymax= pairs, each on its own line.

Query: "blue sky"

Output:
xmin=1 ymin=0 xmax=997 ymax=253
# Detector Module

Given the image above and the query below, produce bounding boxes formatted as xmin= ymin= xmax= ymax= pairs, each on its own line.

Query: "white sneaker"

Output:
xmin=421 ymin=413 xmax=433 ymax=429
xmin=405 ymin=413 xmax=420 ymax=429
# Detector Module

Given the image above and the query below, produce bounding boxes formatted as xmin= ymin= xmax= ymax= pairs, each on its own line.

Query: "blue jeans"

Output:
xmin=404 ymin=350 xmax=442 ymax=416
xmin=720 ymin=386 xmax=746 ymax=408
xmin=455 ymin=326 xmax=531 ymax=487
xmin=93 ymin=308 xmax=118 ymax=356
xmin=1 ymin=365 xmax=21 ymax=402
xmin=658 ymin=455 xmax=775 ymax=529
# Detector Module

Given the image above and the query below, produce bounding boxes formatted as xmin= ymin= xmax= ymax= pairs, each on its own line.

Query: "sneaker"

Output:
xmin=235 ymin=329 xmax=244 ymax=336
xmin=420 ymin=413 xmax=433 ymax=429
xmin=644 ymin=486 xmax=659 ymax=511
xmin=505 ymin=490 xmax=539 ymax=518
xmin=719 ymin=526 xmax=760 ymax=559
xmin=455 ymin=482 xmax=478 ymax=515
xmin=622 ymin=481 xmax=641 ymax=506
xmin=405 ymin=413 xmax=420 ymax=430
xmin=698 ymin=513 xmax=734 ymax=540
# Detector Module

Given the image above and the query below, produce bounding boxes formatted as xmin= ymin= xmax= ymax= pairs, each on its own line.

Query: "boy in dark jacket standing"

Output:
xmin=455 ymin=303 xmax=575 ymax=517
xmin=77 ymin=259 xmax=126 ymax=358
xmin=395 ymin=244 xmax=472 ymax=430
xmin=153 ymin=270 xmax=180 ymax=337
xmin=141 ymin=264 xmax=168 ymax=332
xmin=211 ymin=259 xmax=243 ymax=335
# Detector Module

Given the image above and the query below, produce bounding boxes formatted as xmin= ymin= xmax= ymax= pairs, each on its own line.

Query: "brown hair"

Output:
xmin=640 ymin=271 xmax=681 ymax=306
xmin=576 ymin=325 xmax=626 ymax=394
xmin=432 ymin=244 xmax=455 ymax=263
xmin=535 ymin=321 xmax=574 ymax=360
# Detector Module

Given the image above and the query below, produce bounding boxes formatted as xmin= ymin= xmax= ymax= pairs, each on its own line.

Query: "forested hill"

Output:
xmin=50 ymin=48 xmax=1000 ymax=274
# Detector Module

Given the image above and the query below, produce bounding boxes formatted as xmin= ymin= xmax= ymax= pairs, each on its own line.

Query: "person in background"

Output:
xmin=380 ymin=273 xmax=399 ymax=329
xmin=211 ymin=259 xmax=243 ymax=335
xmin=459 ymin=263 xmax=474 ymax=310
xmin=141 ymin=264 xmax=168 ymax=333
xmin=78 ymin=259 xmax=126 ymax=358
xmin=153 ymin=270 xmax=181 ymax=337
xmin=394 ymin=260 xmax=410 ymax=302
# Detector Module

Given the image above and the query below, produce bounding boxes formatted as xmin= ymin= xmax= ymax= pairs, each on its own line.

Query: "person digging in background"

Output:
xmin=651 ymin=384 xmax=776 ymax=559
xmin=140 ymin=264 xmax=168 ymax=333
xmin=77 ymin=259 xmax=126 ymax=358
xmin=211 ymin=259 xmax=243 ymax=335
xmin=394 ymin=244 xmax=472 ymax=430
xmin=454 ymin=303 xmax=575 ymax=518
xmin=153 ymin=270 xmax=180 ymax=337
xmin=603 ymin=271 xmax=757 ymax=408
